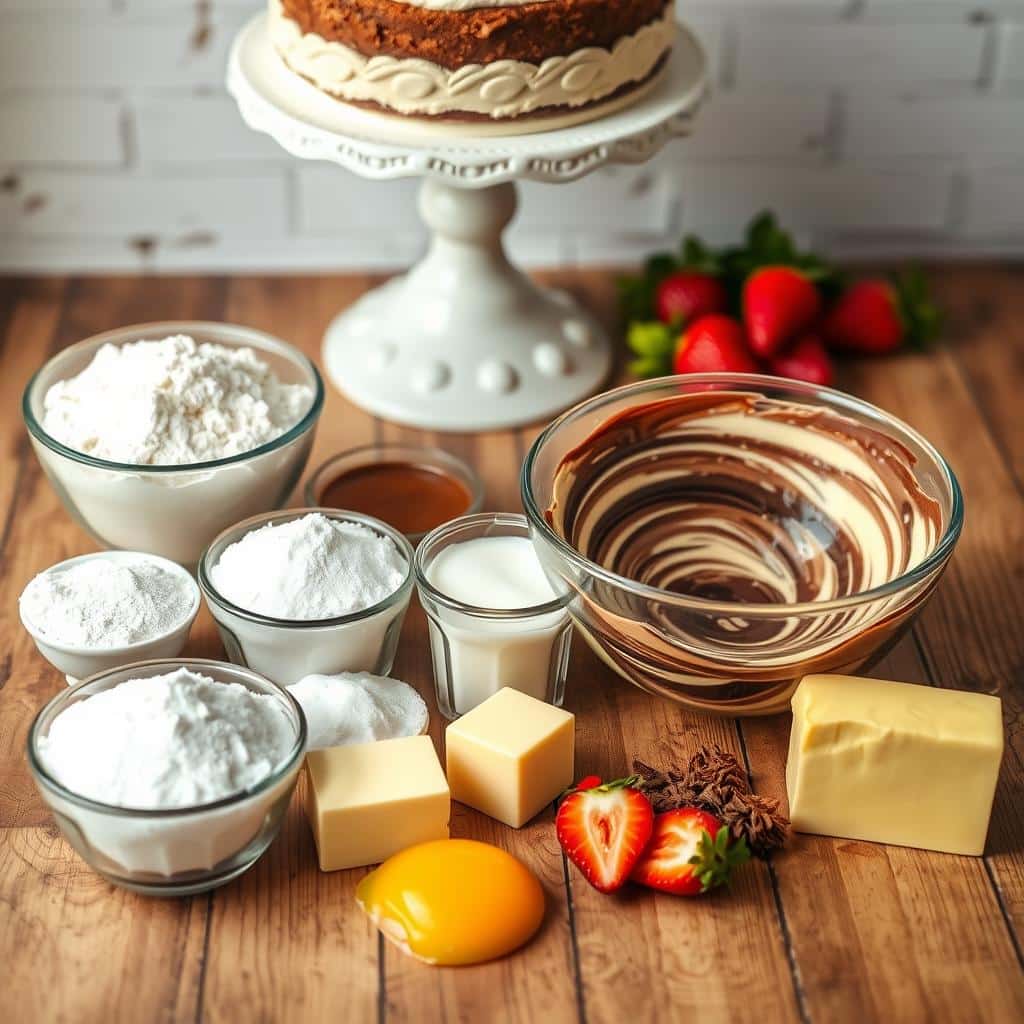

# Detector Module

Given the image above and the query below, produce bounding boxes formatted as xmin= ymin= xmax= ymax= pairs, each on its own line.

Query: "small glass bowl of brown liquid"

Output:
xmin=305 ymin=444 xmax=485 ymax=546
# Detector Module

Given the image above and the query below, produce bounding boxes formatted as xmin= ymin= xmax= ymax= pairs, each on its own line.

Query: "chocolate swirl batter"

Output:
xmin=547 ymin=392 xmax=942 ymax=607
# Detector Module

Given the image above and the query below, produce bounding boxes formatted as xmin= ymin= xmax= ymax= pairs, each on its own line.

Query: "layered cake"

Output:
xmin=268 ymin=0 xmax=676 ymax=126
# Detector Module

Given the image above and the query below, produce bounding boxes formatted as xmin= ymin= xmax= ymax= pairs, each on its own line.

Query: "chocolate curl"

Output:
xmin=632 ymin=745 xmax=790 ymax=857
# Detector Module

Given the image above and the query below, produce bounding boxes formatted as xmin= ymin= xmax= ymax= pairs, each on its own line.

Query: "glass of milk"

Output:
xmin=415 ymin=513 xmax=573 ymax=719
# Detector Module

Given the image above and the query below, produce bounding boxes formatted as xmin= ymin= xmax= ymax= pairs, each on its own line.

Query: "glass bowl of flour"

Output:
xmin=27 ymin=658 xmax=307 ymax=896
xmin=22 ymin=322 xmax=324 ymax=566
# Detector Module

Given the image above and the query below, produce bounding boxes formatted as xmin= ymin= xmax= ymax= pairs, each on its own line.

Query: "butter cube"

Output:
xmin=305 ymin=735 xmax=450 ymax=871
xmin=446 ymin=688 xmax=574 ymax=829
xmin=787 ymin=674 xmax=1003 ymax=856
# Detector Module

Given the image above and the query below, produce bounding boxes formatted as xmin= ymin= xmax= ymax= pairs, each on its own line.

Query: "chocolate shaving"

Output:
xmin=633 ymin=744 xmax=789 ymax=858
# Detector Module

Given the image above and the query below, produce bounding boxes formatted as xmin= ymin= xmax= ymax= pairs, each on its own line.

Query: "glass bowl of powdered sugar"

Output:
xmin=27 ymin=658 xmax=307 ymax=896
xmin=22 ymin=321 xmax=324 ymax=566
xmin=199 ymin=508 xmax=416 ymax=686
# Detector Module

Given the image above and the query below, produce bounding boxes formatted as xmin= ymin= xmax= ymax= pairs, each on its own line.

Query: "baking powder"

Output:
xmin=287 ymin=671 xmax=428 ymax=749
xmin=20 ymin=555 xmax=195 ymax=649
xmin=38 ymin=667 xmax=294 ymax=809
xmin=42 ymin=334 xmax=313 ymax=465
xmin=210 ymin=512 xmax=407 ymax=620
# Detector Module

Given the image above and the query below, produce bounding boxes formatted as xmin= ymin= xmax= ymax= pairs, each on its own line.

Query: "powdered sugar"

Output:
xmin=37 ymin=667 xmax=295 ymax=809
xmin=42 ymin=334 xmax=313 ymax=466
xmin=287 ymin=671 xmax=428 ymax=749
xmin=20 ymin=555 xmax=196 ymax=649
xmin=210 ymin=512 xmax=407 ymax=621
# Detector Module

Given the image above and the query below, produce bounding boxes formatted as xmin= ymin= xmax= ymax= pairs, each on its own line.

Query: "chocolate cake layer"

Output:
xmin=280 ymin=0 xmax=670 ymax=71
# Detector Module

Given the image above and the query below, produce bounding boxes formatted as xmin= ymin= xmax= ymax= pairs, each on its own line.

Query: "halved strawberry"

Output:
xmin=556 ymin=776 xmax=654 ymax=894
xmin=630 ymin=807 xmax=750 ymax=896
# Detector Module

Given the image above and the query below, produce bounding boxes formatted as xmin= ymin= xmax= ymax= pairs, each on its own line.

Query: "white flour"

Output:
xmin=38 ymin=668 xmax=294 ymax=809
xmin=287 ymin=671 xmax=428 ymax=749
xmin=42 ymin=334 xmax=313 ymax=466
xmin=210 ymin=512 xmax=407 ymax=621
xmin=20 ymin=555 xmax=195 ymax=649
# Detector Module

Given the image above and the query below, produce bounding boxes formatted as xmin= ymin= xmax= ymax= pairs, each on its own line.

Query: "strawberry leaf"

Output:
xmin=687 ymin=829 xmax=751 ymax=893
xmin=894 ymin=267 xmax=942 ymax=349
xmin=680 ymin=235 xmax=722 ymax=275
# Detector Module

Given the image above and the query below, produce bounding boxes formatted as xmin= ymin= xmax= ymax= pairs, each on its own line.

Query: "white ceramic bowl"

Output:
xmin=22 ymin=321 xmax=324 ymax=566
xmin=198 ymin=509 xmax=415 ymax=686
xmin=27 ymin=658 xmax=307 ymax=896
xmin=19 ymin=551 xmax=201 ymax=685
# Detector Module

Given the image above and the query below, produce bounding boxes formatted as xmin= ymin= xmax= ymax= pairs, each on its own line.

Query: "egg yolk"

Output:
xmin=356 ymin=839 xmax=545 ymax=966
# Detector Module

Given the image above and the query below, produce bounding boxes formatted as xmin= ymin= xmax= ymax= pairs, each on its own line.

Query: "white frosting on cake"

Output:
xmin=268 ymin=0 xmax=675 ymax=120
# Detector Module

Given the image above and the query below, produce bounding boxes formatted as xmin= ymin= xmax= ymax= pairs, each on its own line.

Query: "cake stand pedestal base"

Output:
xmin=228 ymin=13 xmax=707 ymax=430
xmin=323 ymin=179 xmax=610 ymax=432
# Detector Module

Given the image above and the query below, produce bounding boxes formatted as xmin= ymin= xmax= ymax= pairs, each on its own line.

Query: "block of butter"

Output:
xmin=305 ymin=735 xmax=450 ymax=871
xmin=446 ymin=687 xmax=574 ymax=829
xmin=787 ymin=674 xmax=1003 ymax=855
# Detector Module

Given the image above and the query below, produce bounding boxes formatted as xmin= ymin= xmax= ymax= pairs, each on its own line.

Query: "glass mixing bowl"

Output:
xmin=27 ymin=658 xmax=307 ymax=896
xmin=521 ymin=375 xmax=964 ymax=716
xmin=22 ymin=321 xmax=324 ymax=566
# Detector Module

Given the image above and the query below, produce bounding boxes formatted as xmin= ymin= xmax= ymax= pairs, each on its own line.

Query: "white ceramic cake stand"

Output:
xmin=227 ymin=14 xmax=707 ymax=431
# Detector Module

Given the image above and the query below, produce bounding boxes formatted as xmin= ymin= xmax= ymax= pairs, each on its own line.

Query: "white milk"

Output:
xmin=424 ymin=536 xmax=572 ymax=716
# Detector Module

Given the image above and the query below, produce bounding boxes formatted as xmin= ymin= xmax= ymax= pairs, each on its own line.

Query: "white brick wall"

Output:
xmin=0 ymin=0 xmax=1022 ymax=271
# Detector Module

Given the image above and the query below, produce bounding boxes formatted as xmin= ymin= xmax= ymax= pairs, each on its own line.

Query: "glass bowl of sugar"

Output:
xmin=22 ymin=322 xmax=324 ymax=566
xmin=27 ymin=658 xmax=307 ymax=896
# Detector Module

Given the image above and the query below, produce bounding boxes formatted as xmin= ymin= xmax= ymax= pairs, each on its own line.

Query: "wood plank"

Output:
xmin=201 ymin=276 xmax=387 ymax=1024
xmin=0 ymin=276 xmax=227 ymax=1024
xmin=377 ymin=419 xmax=581 ymax=1023
xmin=1 ymin=825 xmax=207 ymax=1023
xmin=741 ymin=638 xmax=1024 ymax=1022
xmin=841 ymin=344 xmax=1024 ymax=956
xmin=934 ymin=264 xmax=1024 ymax=490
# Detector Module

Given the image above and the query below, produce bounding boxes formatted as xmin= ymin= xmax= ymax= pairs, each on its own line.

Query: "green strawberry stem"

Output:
xmin=689 ymin=829 xmax=752 ymax=893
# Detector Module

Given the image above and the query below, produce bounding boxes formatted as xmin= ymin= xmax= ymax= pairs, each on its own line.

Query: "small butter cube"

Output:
xmin=305 ymin=735 xmax=450 ymax=871
xmin=446 ymin=687 xmax=574 ymax=829
xmin=787 ymin=674 xmax=1003 ymax=856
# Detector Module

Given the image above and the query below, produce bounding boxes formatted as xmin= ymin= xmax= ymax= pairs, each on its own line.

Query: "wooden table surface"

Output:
xmin=2 ymin=268 xmax=1023 ymax=1024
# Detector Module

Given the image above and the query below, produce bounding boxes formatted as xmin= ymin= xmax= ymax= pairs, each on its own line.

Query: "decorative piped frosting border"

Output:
xmin=268 ymin=0 xmax=676 ymax=120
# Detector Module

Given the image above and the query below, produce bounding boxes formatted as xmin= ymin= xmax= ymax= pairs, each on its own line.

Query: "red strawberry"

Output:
xmin=556 ymin=776 xmax=654 ymax=894
xmin=822 ymin=273 xmax=939 ymax=355
xmin=673 ymin=315 xmax=759 ymax=375
xmin=769 ymin=333 xmax=835 ymax=386
xmin=655 ymin=271 xmax=728 ymax=326
xmin=630 ymin=808 xmax=750 ymax=896
xmin=743 ymin=266 xmax=822 ymax=358
xmin=571 ymin=775 xmax=603 ymax=793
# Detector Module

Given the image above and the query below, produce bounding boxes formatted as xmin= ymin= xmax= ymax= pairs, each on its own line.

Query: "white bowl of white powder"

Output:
xmin=19 ymin=551 xmax=201 ymax=685
xmin=199 ymin=509 xmax=415 ymax=686
xmin=22 ymin=322 xmax=323 ymax=565
xmin=27 ymin=659 xmax=306 ymax=896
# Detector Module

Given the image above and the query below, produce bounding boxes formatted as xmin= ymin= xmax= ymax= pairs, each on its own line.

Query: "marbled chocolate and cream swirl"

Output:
xmin=548 ymin=392 xmax=942 ymax=607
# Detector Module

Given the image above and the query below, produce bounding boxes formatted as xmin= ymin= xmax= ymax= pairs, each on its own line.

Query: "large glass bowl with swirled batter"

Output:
xmin=521 ymin=375 xmax=963 ymax=716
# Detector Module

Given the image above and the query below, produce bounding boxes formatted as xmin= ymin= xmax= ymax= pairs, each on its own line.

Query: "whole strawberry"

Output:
xmin=743 ymin=266 xmax=822 ymax=358
xmin=769 ymin=333 xmax=835 ymax=386
xmin=655 ymin=271 xmax=729 ymax=326
xmin=674 ymin=315 xmax=759 ymax=375
xmin=823 ymin=271 xmax=939 ymax=355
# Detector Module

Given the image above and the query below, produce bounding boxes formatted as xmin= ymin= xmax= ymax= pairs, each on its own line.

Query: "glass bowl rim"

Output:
xmin=414 ymin=511 xmax=571 ymax=619
xmin=22 ymin=320 xmax=325 ymax=474
xmin=521 ymin=372 xmax=965 ymax=619
xmin=198 ymin=506 xmax=416 ymax=628
xmin=26 ymin=657 xmax=308 ymax=818
xmin=18 ymin=550 xmax=201 ymax=655
xmin=302 ymin=442 xmax=486 ymax=514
